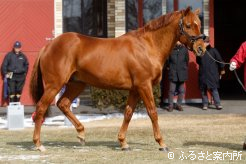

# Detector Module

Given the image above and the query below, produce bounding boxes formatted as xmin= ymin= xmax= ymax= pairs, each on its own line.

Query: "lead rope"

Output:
xmin=206 ymin=50 xmax=246 ymax=93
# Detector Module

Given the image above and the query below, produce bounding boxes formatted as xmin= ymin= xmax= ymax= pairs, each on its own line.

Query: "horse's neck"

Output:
xmin=145 ymin=18 xmax=180 ymax=66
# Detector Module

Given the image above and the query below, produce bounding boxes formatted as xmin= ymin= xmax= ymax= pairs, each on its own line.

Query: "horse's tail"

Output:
xmin=29 ymin=48 xmax=44 ymax=104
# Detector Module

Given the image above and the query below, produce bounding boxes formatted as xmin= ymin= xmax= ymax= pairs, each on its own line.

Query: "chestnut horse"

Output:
xmin=30 ymin=7 xmax=205 ymax=152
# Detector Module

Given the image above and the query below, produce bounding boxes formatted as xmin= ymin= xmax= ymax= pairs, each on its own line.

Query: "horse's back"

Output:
xmin=38 ymin=32 xmax=159 ymax=90
xmin=40 ymin=32 xmax=100 ymax=63
xmin=38 ymin=32 xmax=133 ymax=88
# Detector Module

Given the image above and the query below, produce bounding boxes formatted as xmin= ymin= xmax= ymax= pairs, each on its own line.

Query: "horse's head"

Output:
xmin=178 ymin=7 xmax=206 ymax=56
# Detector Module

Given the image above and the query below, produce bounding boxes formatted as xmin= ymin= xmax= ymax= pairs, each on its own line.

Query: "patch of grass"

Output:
xmin=0 ymin=114 xmax=246 ymax=163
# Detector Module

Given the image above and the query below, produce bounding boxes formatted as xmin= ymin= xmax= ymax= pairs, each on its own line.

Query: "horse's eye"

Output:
xmin=186 ymin=23 xmax=191 ymax=29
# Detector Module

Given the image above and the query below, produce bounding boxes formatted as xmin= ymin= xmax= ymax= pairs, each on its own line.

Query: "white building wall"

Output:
xmin=54 ymin=0 xmax=63 ymax=37
xmin=115 ymin=0 xmax=126 ymax=37
xmin=203 ymin=0 xmax=209 ymax=37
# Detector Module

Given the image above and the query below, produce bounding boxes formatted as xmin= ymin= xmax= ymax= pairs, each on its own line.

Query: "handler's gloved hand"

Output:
xmin=229 ymin=61 xmax=237 ymax=71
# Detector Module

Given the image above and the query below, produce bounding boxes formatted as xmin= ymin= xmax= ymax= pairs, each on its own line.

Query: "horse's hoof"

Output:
xmin=159 ymin=147 xmax=169 ymax=152
xmin=35 ymin=145 xmax=46 ymax=152
xmin=77 ymin=136 xmax=85 ymax=146
xmin=121 ymin=147 xmax=131 ymax=151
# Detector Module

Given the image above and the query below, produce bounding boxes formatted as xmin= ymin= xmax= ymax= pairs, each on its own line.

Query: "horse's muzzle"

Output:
xmin=197 ymin=46 xmax=204 ymax=56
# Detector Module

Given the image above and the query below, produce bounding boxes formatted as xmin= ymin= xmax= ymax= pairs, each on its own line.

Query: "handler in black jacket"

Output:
xmin=1 ymin=41 xmax=29 ymax=103
xmin=196 ymin=37 xmax=225 ymax=110
xmin=166 ymin=41 xmax=189 ymax=112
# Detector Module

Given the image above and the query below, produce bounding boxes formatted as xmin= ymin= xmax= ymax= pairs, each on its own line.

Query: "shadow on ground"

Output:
xmin=7 ymin=141 xmax=146 ymax=150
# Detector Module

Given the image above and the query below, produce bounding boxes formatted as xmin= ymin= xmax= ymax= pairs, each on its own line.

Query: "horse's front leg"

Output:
xmin=137 ymin=83 xmax=168 ymax=152
xmin=118 ymin=90 xmax=139 ymax=150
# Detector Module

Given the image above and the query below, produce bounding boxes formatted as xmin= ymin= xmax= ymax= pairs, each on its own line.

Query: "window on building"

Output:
xmin=125 ymin=0 xmax=138 ymax=31
xmin=143 ymin=0 xmax=162 ymax=24
xmin=126 ymin=0 xmax=162 ymax=32
xmin=166 ymin=0 xmax=204 ymax=33
xmin=63 ymin=0 xmax=107 ymax=37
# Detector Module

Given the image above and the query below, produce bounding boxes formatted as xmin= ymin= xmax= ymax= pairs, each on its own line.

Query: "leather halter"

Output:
xmin=179 ymin=17 xmax=206 ymax=43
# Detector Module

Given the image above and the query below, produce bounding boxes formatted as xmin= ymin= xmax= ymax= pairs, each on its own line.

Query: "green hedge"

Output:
xmin=90 ymin=85 xmax=160 ymax=111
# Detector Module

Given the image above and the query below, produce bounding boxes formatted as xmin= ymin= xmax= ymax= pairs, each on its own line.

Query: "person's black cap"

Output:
xmin=204 ymin=36 xmax=210 ymax=43
xmin=13 ymin=41 xmax=22 ymax=48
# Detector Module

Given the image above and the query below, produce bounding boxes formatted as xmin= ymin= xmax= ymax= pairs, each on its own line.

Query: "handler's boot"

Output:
xmin=202 ymin=106 xmax=208 ymax=110
xmin=216 ymin=105 xmax=223 ymax=110
xmin=16 ymin=94 xmax=21 ymax=102
xmin=243 ymin=142 xmax=246 ymax=150
xmin=9 ymin=95 xmax=15 ymax=102
xmin=176 ymin=104 xmax=183 ymax=111
xmin=167 ymin=106 xmax=173 ymax=112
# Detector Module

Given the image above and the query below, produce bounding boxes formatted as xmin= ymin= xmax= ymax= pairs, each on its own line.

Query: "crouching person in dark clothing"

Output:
xmin=1 ymin=41 xmax=29 ymax=103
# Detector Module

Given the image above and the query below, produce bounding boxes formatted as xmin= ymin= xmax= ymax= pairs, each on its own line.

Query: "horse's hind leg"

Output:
xmin=56 ymin=81 xmax=86 ymax=144
xmin=118 ymin=90 xmax=139 ymax=150
xmin=33 ymin=87 xmax=60 ymax=151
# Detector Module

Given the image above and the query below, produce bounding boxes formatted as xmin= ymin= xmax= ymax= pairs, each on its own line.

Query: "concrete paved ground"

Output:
xmin=0 ymin=99 xmax=245 ymax=117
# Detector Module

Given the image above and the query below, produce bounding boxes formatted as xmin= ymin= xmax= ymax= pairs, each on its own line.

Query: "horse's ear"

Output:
xmin=194 ymin=8 xmax=200 ymax=16
xmin=183 ymin=6 xmax=191 ymax=16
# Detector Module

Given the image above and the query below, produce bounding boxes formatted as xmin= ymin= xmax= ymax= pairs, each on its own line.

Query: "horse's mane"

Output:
xmin=143 ymin=11 xmax=180 ymax=32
